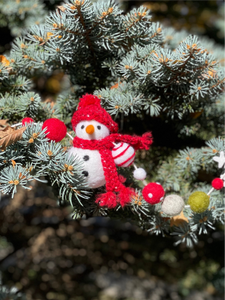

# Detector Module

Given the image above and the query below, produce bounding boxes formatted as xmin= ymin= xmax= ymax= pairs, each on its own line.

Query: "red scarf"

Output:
xmin=73 ymin=133 xmax=153 ymax=208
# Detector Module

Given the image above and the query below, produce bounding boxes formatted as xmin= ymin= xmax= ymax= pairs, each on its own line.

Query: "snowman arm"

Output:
xmin=111 ymin=132 xmax=153 ymax=150
xmin=66 ymin=132 xmax=74 ymax=140
xmin=139 ymin=132 xmax=153 ymax=150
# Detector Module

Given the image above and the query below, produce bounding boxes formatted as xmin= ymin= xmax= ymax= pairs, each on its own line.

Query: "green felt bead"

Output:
xmin=188 ymin=191 xmax=210 ymax=213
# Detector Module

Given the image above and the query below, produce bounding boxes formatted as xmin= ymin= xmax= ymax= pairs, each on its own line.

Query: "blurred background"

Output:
xmin=0 ymin=1 xmax=224 ymax=299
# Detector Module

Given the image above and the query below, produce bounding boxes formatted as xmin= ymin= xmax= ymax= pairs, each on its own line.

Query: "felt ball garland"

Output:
xmin=22 ymin=117 xmax=34 ymax=126
xmin=188 ymin=191 xmax=210 ymax=213
xmin=42 ymin=118 xmax=67 ymax=142
xmin=133 ymin=168 xmax=147 ymax=181
xmin=142 ymin=182 xmax=165 ymax=204
xmin=161 ymin=194 xmax=185 ymax=216
xmin=211 ymin=178 xmax=224 ymax=190
xmin=18 ymin=99 xmax=224 ymax=213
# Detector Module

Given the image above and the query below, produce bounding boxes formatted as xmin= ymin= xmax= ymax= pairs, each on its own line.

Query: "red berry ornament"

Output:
xmin=212 ymin=178 xmax=224 ymax=190
xmin=42 ymin=118 xmax=67 ymax=142
xmin=22 ymin=117 xmax=34 ymax=126
xmin=142 ymin=182 xmax=165 ymax=204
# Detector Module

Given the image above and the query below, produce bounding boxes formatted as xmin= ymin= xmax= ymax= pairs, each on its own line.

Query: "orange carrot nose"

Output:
xmin=86 ymin=124 xmax=95 ymax=134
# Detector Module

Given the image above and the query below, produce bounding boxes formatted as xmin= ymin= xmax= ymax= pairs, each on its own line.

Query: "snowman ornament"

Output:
xmin=39 ymin=94 xmax=159 ymax=208
xmin=68 ymin=94 xmax=154 ymax=208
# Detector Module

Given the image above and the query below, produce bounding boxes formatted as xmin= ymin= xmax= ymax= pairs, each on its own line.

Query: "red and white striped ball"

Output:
xmin=112 ymin=143 xmax=135 ymax=167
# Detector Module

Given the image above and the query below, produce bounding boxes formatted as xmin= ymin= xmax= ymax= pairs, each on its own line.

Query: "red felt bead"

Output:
xmin=22 ymin=117 xmax=34 ymax=126
xmin=142 ymin=182 xmax=165 ymax=205
xmin=212 ymin=178 xmax=224 ymax=190
xmin=42 ymin=118 xmax=67 ymax=142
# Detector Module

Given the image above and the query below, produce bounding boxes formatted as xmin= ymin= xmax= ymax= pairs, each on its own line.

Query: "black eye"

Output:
xmin=97 ymin=125 xmax=101 ymax=130
xmin=81 ymin=125 xmax=85 ymax=129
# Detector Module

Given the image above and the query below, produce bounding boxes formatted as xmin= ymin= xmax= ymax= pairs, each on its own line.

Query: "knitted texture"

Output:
xmin=97 ymin=148 xmax=135 ymax=208
xmin=42 ymin=118 xmax=67 ymax=142
xmin=73 ymin=133 xmax=153 ymax=150
xmin=71 ymin=94 xmax=118 ymax=133
xmin=73 ymin=133 xmax=152 ymax=208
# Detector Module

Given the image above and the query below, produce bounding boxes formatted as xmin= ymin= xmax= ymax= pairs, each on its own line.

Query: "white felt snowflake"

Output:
xmin=213 ymin=151 xmax=225 ymax=168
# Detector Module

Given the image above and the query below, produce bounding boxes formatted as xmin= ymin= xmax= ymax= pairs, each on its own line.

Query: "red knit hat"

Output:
xmin=71 ymin=94 xmax=118 ymax=133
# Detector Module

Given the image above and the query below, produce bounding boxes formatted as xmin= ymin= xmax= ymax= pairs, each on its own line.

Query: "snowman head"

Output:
xmin=72 ymin=94 xmax=118 ymax=135
xmin=75 ymin=120 xmax=110 ymax=140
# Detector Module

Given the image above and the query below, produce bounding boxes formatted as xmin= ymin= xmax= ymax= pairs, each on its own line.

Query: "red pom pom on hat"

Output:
xmin=42 ymin=118 xmax=67 ymax=142
xmin=78 ymin=94 xmax=101 ymax=109
xmin=22 ymin=117 xmax=34 ymax=126
xmin=212 ymin=178 xmax=224 ymax=190
xmin=142 ymin=182 xmax=165 ymax=204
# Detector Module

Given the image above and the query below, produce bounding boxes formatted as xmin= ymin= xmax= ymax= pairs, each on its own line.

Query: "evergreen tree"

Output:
xmin=0 ymin=1 xmax=224 ymax=299
xmin=0 ymin=0 xmax=224 ymax=250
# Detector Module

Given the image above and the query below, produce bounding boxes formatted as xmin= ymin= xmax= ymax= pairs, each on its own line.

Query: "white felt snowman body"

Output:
xmin=68 ymin=147 xmax=106 ymax=188
xmin=68 ymin=120 xmax=109 ymax=188
xmin=68 ymin=120 xmax=135 ymax=189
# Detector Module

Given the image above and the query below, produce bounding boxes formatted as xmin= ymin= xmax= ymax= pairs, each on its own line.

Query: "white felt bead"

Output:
xmin=161 ymin=194 xmax=185 ymax=216
xmin=112 ymin=142 xmax=135 ymax=167
xmin=133 ymin=168 xmax=147 ymax=181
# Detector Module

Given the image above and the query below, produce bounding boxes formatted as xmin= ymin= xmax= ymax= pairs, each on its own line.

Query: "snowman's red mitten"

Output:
xmin=118 ymin=174 xmax=126 ymax=183
xmin=42 ymin=118 xmax=67 ymax=142
xmin=111 ymin=132 xmax=153 ymax=151
xmin=139 ymin=132 xmax=153 ymax=150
